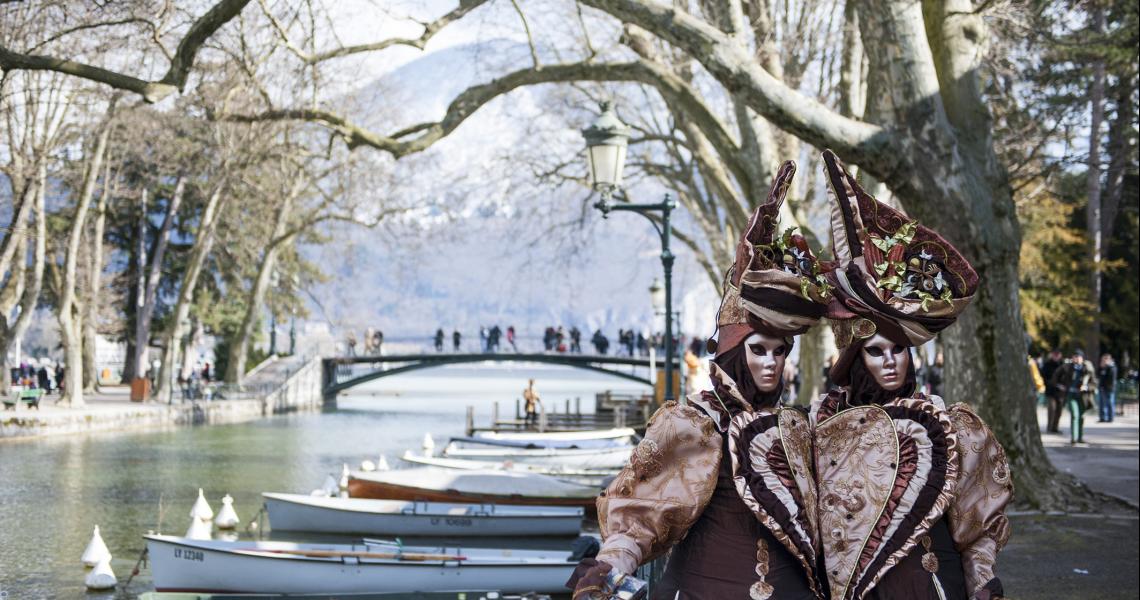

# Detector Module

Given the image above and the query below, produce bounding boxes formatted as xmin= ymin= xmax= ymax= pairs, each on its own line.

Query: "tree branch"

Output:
xmin=0 ymin=0 xmax=252 ymax=102
xmin=578 ymin=0 xmax=895 ymax=170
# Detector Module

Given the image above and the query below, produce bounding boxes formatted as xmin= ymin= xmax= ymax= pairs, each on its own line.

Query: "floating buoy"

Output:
xmin=338 ymin=463 xmax=350 ymax=491
xmin=81 ymin=525 xmax=112 ymax=567
xmin=376 ymin=454 xmax=390 ymax=471
xmin=190 ymin=488 xmax=214 ymax=521
xmin=316 ymin=474 xmax=339 ymax=496
xmin=422 ymin=433 xmax=435 ymax=453
xmin=185 ymin=516 xmax=212 ymax=540
xmin=360 ymin=459 xmax=376 ymax=472
xmin=85 ymin=555 xmax=117 ymax=590
xmin=215 ymin=494 xmax=240 ymax=530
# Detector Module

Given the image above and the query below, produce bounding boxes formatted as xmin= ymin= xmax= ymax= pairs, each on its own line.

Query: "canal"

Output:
xmin=0 ymin=365 xmax=644 ymax=599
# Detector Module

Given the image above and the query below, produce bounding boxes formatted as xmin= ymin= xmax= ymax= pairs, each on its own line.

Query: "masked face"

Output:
xmin=861 ymin=333 xmax=910 ymax=391
xmin=744 ymin=332 xmax=787 ymax=393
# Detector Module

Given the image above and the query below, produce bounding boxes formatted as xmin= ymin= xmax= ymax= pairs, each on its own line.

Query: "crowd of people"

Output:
xmin=345 ymin=328 xmax=384 ymax=356
xmin=1033 ymin=348 xmax=1135 ymax=445
xmin=9 ymin=362 xmax=65 ymax=394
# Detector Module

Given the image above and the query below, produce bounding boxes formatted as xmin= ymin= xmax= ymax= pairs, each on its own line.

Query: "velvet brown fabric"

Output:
xmin=654 ymin=434 xmax=817 ymax=600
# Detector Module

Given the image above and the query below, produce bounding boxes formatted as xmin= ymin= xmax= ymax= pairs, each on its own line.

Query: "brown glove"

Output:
xmin=566 ymin=558 xmax=616 ymax=600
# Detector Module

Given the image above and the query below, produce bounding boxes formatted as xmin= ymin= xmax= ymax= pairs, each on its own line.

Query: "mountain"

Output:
xmin=305 ymin=39 xmax=719 ymax=349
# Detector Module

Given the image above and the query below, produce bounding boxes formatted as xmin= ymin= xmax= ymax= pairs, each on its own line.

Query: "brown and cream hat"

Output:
xmin=821 ymin=149 xmax=978 ymax=361
xmin=709 ymin=161 xmax=833 ymax=355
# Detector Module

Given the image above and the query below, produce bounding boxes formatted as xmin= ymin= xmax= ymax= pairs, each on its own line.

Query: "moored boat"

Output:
xmin=263 ymin=492 xmax=584 ymax=536
xmin=399 ymin=452 xmax=616 ymax=487
xmin=347 ymin=468 xmax=600 ymax=512
xmin=145 ymin=534 xmax=575 ymax=594
xmin=462 ymin=427 xmax=638 ymax=449
xmin=441 ymin=443 xmax=631 ymax=469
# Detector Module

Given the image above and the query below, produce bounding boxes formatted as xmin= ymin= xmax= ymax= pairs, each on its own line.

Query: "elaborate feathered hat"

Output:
xmin=821 ymin=150 xmax=978 ymax=381
xmin=709 ymin=161 xmax=832 ymax=355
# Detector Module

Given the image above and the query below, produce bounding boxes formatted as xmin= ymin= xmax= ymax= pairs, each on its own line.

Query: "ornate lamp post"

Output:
xmin=583 ymin=102 xmax=678 ymax=403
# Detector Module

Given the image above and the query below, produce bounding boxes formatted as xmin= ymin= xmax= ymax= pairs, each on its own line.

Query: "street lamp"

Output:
xmin=583 ymin=102 xmax=678 ymax=403
xmin=649 ymin=278 xmax=665 ymax=314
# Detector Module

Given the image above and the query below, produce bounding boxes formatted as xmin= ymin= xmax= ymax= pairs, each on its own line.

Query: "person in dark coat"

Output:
xmin=1040 ymin=349 xmax=1064 ymax=433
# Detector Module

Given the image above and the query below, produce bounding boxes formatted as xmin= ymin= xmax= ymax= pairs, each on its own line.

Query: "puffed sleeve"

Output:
xmin=594 ymin=401 xmax=722 ymax=575
xmin=947 ymin=403 xmax=1014 ymax=598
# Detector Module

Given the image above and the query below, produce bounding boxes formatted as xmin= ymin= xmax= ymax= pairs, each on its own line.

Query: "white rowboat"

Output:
xmin=145 ymin=534 xmax=576 ymax=594
xmin=263 ymin=492 xmax=584 ymax=536
xmin=472 ymin=427 xmax=636 ymax=442
xmin=400 ymin=452 xmax=616 ymax=487
xmin=442 ymin=443 xmax=632 ymax=469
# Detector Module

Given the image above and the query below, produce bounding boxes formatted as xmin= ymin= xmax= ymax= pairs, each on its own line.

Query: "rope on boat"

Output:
xmin=122 ymin=547 xmax=148 ymax=588
xmin=245 ymin=504 xmax=267 ymax=538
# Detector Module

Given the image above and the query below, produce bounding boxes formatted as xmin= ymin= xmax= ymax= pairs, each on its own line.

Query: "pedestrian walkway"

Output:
xmin=997 ymin=405 xmax=1140 ymax=599
xmin=2 ymin=355 xmax=315 ymax=440
xmin=1038 ymin=405 xmax=1139 ymax=506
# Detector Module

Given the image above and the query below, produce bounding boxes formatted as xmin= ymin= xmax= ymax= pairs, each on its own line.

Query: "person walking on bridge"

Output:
xmin=523 ymin=379 xmax=542 ymax=428
xmin=452 ymin=330 xmax=462 ymax=352
xmin=434 ymin=329 xmax=445 ymax=352
xmin=506 ymin=325 xmax=518 ymax=352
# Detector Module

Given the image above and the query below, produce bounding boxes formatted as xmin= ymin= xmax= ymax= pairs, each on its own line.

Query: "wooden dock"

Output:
xmin=465 ymin=392 xmax=655 ymax=435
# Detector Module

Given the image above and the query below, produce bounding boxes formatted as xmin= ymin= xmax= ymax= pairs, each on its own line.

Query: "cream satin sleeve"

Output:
xmin=946 ymin=403 xmax=1014 ymax=598
xmin=595 ymin=401 xmax=722 ymax=575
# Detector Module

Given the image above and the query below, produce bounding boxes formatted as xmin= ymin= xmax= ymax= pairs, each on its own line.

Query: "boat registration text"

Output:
xmin=173 ymin=547 xmax=205 ymax=562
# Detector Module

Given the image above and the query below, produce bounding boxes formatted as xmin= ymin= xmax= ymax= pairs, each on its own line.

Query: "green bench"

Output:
xmin=3 ymin=388 xmax=44 ymax=410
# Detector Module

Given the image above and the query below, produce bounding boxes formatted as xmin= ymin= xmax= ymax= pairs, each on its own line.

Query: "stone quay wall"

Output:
xmin=0 ymin=357 xmax=324 ymax=440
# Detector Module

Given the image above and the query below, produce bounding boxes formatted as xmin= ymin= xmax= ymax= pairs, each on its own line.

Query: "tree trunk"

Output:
xmin=59 ymin=112 xmax=112 ymax=407
xmin=131 ymin=178 xmax=185 ymax=387
xmin=0 ymin=168 xmax=46 ymax=396
xmin=1084 ymin=5 xmax=1106 ymax=361
xmin=82 ymin=160 xmax=114 ymax=393
xmin=155 ymin=184 xmax=228 ymax=403
xmin=225 ymin=194 xmax=295 ymax=384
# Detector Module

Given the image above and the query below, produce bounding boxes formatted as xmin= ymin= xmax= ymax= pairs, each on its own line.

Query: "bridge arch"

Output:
xmin=321 ymin=353 xmax=678 ymax=401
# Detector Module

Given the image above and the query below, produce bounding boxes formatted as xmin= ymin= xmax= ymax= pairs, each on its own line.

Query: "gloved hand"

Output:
xmin=567 ymin=558 xmax=616 ymax=600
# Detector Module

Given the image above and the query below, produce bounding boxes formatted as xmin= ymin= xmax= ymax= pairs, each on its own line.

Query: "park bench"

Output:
xmin=3 ymin=388 xmax=44 ymax=410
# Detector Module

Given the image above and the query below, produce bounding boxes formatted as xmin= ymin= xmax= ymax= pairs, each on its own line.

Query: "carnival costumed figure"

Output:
xmin=807 ymin=150 xmax=1013 ymax=600
xmin=568 ymin=161 xmax=833 ymax=599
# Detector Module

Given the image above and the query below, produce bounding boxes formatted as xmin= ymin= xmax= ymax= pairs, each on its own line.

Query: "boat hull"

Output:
xmin=347 ymin=477 xmax=598 ymax=514
xmin=263 ymin=493 xmax=583 ymax=536
xmin=145 ymin=535 xmax=575 ymax=594
xmin=441 ymin=445 xmax=632 ymax=469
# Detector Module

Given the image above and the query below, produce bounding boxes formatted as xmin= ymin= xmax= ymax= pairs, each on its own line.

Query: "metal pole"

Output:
xmin=661 ymin=194 xmax=676 ymax=404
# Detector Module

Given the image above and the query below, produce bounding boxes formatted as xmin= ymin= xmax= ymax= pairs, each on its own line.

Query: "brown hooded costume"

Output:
xmin=808 ymin=150 xmax=1013 ymax=600
xmin=568 ymin=161 xmax=833 ymax=600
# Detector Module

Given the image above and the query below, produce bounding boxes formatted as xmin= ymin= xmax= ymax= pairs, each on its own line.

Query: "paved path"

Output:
xmin=997 ymin=406 xmax=1140 ymax=599
xmin=1038 ymin=405 xmax=1139 ymax=506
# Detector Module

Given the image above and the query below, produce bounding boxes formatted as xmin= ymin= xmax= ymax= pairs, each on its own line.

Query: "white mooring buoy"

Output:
xmin=360 ymin=459 xmax=376 ymax=472
xmin=85 ymin=555 xmax=117 ymax=590
xmin=190 ymin=488 xmax=214 ymax=521
xmin=81 ymin=525 xmax=112 ymax=568
xmin=376 ymin=454 xmax=390 ymax=471
xmin=338 ymin=463 xmax=350 ymax=491
xmin=185 ymin=516 xmax=212 ymax=540
xmin=215 ymin=494 xmax=240 ymax=530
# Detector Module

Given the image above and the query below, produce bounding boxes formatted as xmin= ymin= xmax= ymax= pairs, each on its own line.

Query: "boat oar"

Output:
xmin=250 ymin=549 xmax=468 ymax=562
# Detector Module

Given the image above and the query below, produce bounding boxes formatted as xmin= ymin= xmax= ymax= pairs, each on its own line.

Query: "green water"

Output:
xmin=0 ymin=366 xmax=641 ymax=599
